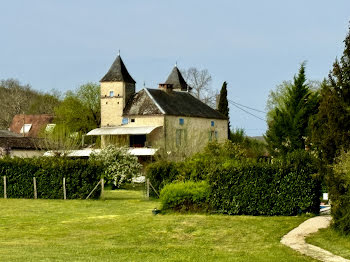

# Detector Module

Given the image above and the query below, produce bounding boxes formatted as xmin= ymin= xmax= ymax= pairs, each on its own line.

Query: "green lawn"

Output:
xmin=306 ymin=227 xmax=350 ymax=259
xmin=0 ymin=190 xmax=317 ymax=262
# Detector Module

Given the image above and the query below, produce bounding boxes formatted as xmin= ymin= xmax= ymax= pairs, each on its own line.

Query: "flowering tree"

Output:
xmin=90 ymin=145 xmax=142 ymax=188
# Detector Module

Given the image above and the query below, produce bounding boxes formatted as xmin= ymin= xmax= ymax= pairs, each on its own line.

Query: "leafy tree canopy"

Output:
xmin=310 ymin=25 xmax=350 ymax=163
xmin=265 ymin=63 xmax=319 ymax=156
xmin=54 ymin=82 xmax=100 ymax=134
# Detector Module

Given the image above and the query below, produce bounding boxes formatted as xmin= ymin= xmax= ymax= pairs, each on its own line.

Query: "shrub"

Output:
xmin=160 ymin=181 xmax=210 ymax=212
xmin=208 ymin=151 xmax=321 ymax=216
xmin=0 ymin=157 xmax=103 ymax=199
xmin=145 ymin=161 xmax=181 ymax=197
xmin=330 ymin=151 xmax=350 ymax=235
xmin=90 ymin=145 xmax=142 ymax=188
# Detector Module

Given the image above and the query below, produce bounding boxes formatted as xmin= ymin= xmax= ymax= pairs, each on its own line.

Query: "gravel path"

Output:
xmin=281 ymin=215 xmax=350 ymax=262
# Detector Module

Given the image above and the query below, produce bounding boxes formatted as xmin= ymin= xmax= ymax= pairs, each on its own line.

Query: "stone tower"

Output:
xmin=100 ymin=55 xmax=136 ymax=127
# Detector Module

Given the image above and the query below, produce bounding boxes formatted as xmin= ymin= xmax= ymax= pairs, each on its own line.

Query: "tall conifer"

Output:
xmin=218 ymin=81 xmax=231 ymax=139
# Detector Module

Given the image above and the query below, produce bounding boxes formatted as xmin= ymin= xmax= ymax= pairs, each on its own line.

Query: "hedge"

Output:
xmin=207 ymin=159 xmax=321 ymax=216
xmin=0 ymin=157 xmax=103 ymax=199
xmin=145 ymin=161 xmax=182 ymax=197
xmin=160 ymin=181 xmax=210 ymax=212
xmin=329 ymin=151 xmax=350 ymax=235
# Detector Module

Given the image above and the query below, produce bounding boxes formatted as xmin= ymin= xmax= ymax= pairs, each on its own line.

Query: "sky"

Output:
xmin=1 ymin=0 xmax=350 ymax=136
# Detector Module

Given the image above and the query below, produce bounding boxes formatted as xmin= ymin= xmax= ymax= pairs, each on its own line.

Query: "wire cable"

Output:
xmin=229 ymin=101 xmax=266 ymax=121
xmin=228 ymin=99 xmax=266 ymax=114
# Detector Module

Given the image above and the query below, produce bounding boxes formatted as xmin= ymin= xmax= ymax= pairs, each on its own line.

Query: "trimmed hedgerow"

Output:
xmin=0 ymin=157 xmax=103 ymax=199
xmin=160 ymin=181 xmax=210 ymax=212
xmin=145 ymin=161 xmax=182 ymax=197
xmin=208 ymin=151 xmax=321 ymax=216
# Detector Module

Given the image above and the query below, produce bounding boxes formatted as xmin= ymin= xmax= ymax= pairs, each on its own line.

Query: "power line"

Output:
xmin=228 ymin=99 xmax=266 ymax=114
xmin=229 ymin=101 xmax=266 ymax=121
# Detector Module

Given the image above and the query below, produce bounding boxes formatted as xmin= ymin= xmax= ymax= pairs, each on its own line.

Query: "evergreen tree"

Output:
xmin=265 ymin=63 xmax=318 ymax=156
xmin=310 ymin=25 xmax=350 ymax=163
xmin=218 ymin=81 xmax=231 ymax=139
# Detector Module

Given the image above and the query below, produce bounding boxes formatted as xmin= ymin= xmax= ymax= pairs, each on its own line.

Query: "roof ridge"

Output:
xmin=144 ymin=88 xmax=166 ymax=114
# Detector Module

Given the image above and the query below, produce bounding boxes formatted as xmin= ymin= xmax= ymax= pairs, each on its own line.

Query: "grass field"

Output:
xmin=306 ymin=227 xmax=350 ymax=259
xmin=0 ymin=190 xmax=317 ymax=262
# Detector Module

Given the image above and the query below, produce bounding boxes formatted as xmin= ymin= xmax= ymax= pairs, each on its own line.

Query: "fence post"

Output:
xmin=3 ymin=176 xmax=7 ymax=199
xmin=100 ymin=178 xmax=104 ymax=197
xmin=146 ymin=178 xmax=150 ymax=199
xmin=33 ymin=177 xmax=37 ymax=199
xmin=63 ymin=177 xmax=66 ymax=200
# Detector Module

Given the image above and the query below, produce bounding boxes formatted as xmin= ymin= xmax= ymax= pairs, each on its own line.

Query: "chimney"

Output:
xmin=159 ymin=83 xmax=173 ymax=93
xmin=216 ymin=94 xmax=221 ymax=110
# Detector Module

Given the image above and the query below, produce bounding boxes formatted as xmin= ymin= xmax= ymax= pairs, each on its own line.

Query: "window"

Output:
xmin=122 ymin=118 xmax=128 ymax=125
xmin=211 ymin=121 xmax=215 ymax=127
xmin=209 ymin=131 xmax=218 ymax=142
xmin=45 ymin=124 xmax=56 ymax=133
xmin=131 ymin=119 xmax=135 ymax=123
xmin=176 ymin=129 xmax=187 ymax=146
xmin=20 ymin=124 xmax=32 ymax=134
xmin=109 ymin=91 xmax=114 ymax=97
xmin=179 ymin=118 xmax=184 ymax=125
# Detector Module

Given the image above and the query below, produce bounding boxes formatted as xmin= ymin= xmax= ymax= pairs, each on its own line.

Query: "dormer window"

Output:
xmin=109 ymin=91 xmax=114 ymax=97
xmin=20 ymin=124 xmax=32 ymax=134
xmin=45 ymin=124 xmax=56 ymax=133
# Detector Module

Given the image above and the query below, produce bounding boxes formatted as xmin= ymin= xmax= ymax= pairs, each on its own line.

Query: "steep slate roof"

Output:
xmin=164 ymin=66 xmax=191 ymax=91
xmin=123 ymin=89 xmax=163 ymax=116
xmin=124 ymin=88 xmax=226 ymax=119
xmin=9 ymin=114 xmax=54 ymax=137
xmin=100 ymin=55 xmax=136 ymax=83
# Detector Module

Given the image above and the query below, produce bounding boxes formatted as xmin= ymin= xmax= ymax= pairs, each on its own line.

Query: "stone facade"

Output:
xmin=91 ymin=55 xmax=229 ymax=158
xmin=101 ymin=82 xmax=135 ymax=127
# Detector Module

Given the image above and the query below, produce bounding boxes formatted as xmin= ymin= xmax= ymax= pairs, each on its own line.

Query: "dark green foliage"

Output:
xmin=310 ymin=81 xmax=350 ymax=164
xmin=230 ymin=128 xmax=267 ymax=159
xmin=310 ymin=26 xmax=350 ymax=164
xmin=145 ymin=161 xmax=182 ymax=197
xmin=218 ymin=81 xmax=231 ymax=139
xmin=160 ymin=181 xmax=210 ymax=212
xmin=265 ymin=63 xmax=319 ymax=156
xmin=0 ymin=157 xmax=103 ymax=199
xmin=328 ymin=151 xmax=350 ymax=235
xmin=146 ymin=141 xmax=247 ymax=196
xmin=207 ymin=150 xmax=321 ymax=215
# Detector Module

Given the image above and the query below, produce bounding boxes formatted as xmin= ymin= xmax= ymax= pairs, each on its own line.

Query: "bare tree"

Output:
xmin=181 ymin=67 xmax=217 ymax=108
xmin=0 ymin=79 xmax=33 ymax=128
xmin=0 ymin=79 xmax=61 ymax=129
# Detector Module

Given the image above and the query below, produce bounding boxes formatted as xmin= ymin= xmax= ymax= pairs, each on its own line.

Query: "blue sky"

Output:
xmin=1 ymin=1 xmax=349 ymax=136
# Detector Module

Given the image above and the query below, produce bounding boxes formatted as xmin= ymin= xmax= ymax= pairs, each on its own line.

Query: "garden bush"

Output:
xmin=330 ymin=151 xmax=350 ymax=235
xmin=160 ymin=181 xmax=210 ymax=212
xmin=0 ymin=157 xmax=103 ymax=199
xmin=208 ymin=151 xmax=321 ymax=216
xmin=145 ymin=160 xmax=182 ymax=197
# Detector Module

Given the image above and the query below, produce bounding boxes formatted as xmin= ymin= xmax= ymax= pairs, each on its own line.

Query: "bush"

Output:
xmin=145 ymin=161 xmax=182 ymax=197
xmin=208 ymin=151 xmax=321 ymax=216
xmin=160 ymin=181 xmax=210 ymax=212
xmin=0 ymin=157 xmax=103 ymax=199
xmin=90 ymin=145 xmax=142 ymax=188
xmin=330 ymin=151 xmax=350 ymax=235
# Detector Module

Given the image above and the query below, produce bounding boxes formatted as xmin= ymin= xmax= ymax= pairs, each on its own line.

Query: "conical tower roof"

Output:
xmin=164 ymin=66 xmax=191 ymax=91
xmin=100 ymin=55 xmax=136 ymax=83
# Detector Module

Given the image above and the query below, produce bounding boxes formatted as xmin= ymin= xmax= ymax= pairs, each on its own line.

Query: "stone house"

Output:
xmin=0 ymin=130 xmax=44 ymax=158
xmin=87 ymin=55 xmax=228 ymax=157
